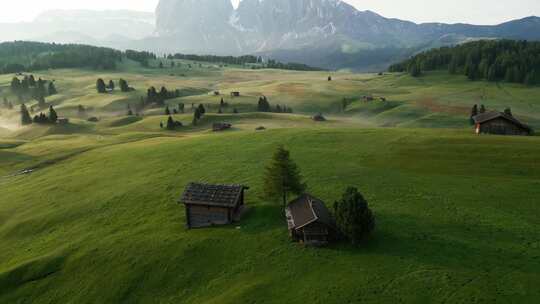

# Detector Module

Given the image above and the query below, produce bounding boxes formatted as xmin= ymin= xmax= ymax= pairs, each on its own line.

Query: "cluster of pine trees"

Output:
xmin=11 ymin=75 xmax=57 ymax=106
xmin=257 ymin=96 xmax=293 ymax=113
xmin=389 ymin=40 xmax=540 ymax=85
xmin=96 ymin=79 xmax=132 ymax=93
xmin=146 ymin=86 xmax=181 ymax=106
xmin=20 ymin=104 xmax=58 ymax=126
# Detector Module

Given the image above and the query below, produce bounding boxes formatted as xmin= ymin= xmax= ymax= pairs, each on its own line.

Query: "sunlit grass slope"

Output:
xmin=1 ymin=126 xmax=539 ymax=303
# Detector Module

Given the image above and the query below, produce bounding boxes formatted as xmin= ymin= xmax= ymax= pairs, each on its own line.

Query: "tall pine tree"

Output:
xmin=263 ymin=146 xmax=306 ymax=206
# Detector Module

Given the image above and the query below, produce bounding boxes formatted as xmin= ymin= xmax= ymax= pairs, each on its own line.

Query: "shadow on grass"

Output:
xmin=326 ymin=211 xmax=539 ymax=275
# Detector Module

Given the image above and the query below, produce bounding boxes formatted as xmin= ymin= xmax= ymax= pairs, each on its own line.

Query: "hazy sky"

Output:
xmin=0 ymin=0 xmax=538 ymax=25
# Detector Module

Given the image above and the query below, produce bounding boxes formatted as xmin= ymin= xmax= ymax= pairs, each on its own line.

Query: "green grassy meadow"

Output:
xmin=1 ymin=61 xmax=540 ymax=303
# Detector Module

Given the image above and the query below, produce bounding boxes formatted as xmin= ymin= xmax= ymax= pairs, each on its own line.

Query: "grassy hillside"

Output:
xmin=1 ymin=126 xmax=539 ymax=303
xmin=1 ymin=62 xmax=540 ymax=303
xmin=3 ymin=65 xmax=540 ymax=132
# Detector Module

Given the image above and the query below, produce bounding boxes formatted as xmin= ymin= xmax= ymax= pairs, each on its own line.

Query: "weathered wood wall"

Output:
xmin=479 ymin=118 xmax=529 ymax=136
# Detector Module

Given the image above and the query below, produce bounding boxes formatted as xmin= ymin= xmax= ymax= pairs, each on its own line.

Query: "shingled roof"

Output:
xmin=180 ymin=183 xmax=247 ymax=207
xmin=473 ymin=112 xmax=532 ymax=131
xmin=286 ymin=194 xmax=334 ymax=230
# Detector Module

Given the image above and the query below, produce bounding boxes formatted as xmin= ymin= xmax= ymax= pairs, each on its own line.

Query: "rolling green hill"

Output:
xmin=1 ymin=62 xmax=539 ymax=303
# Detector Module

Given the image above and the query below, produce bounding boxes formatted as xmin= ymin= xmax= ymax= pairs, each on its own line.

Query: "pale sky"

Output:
xmin=0 ymin=0 xmax=539 ymax=25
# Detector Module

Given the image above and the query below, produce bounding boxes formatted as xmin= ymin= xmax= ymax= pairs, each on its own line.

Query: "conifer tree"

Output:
xmin=470 ymin=104 xmax=478 ymax=125
xmin=96 ymin=78 xmax=107 ymax=93
xmin=166 ymin=116 xmax=175 ymax=130
xmin=28 ymin=75 xmax=36 ymax=87
xmin=108 ymin=80 xmax=115 ymax=91
xmin=333 ymin=187 xmax=375 ymax=244
xmin=198 ymin=104 xmax=206 ymax=115
xmin=263 ymin=146 xmax=306 ymax=206
xmin=20 ymin=104 xmax=32 ymax=125
xmin=48 ymin=105 xmax=58 ymax=123
xmin=48 ymin=81 xmax=57 ymax=95
xmin=480 ymin=104 xmax=486 ymax=114
xmin=165 ymin=106 xmax=171 ymax=115
xmin=11 ymin=77 xmax=21 ymax=94
xmin=192 ymin=107 xmax=201 ymax=125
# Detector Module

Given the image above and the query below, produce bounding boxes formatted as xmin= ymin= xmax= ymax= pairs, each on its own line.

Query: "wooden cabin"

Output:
xmin=180 ymin=183 xmax=248 ymax=229
xmin=58 ymin=118 xmax=69 ymax=125
xmin=312 ymin=113 xmax=326 ymax=122
xmin=473 ymin=112 xmax=533 ymax=136
xmin=285 ymin=194 xmax=336 ymax=246
xmin=230 ymin=91 xmax=240 ymax=97
xmin=213 ymin=122 xmax=232 ymax=131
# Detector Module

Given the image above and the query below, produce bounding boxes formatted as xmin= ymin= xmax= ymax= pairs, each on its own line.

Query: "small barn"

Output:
xmin=285 ymin=194 xmax=336 ymax=246
xmin=312 ymin=113 xmax=326 ymax=122
xmin=58 ymin=118 xmax=69 ymax=125
xmin=473 ymin=112 xmax=533 ymax=136
xmin=230 ymin=91 xmax=240 ymax=97
xmin=180 ymin=183 xmax=249 ymax=229
xmin=213 ymin=122 xmax=232 ymax=131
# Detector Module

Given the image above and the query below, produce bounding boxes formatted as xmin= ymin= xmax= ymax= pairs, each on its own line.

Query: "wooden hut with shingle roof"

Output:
xmin=285 ymin=194 xmax=336 ymax=246
xmin=473 ymin=112 xmax=533 ymax=136
xmin=180 ymin=183 xmax=249 ymax=229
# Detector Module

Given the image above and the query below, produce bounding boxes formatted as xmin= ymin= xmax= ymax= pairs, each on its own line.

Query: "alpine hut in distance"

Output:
xmin=285 ymin=194 xmax=336 ymax=246
xmin=473 ymin=112 xmax=533 ymax=136
xmin=180 ymin=183 xmax=249 ymax=229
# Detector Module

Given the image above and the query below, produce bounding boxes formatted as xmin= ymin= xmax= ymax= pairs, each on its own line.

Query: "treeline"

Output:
xmin=125 ymin=50 xmax=157 ymax=67
xmin=167 ymin=53 xmax=260 ymax=65
xmin=388 ymin=40 xmax=540 ymax=85
xmin=166 ymin=53 xmax=324 ymax=71
xmin=0 ymin=41 xmax=121 ymax=73
xmin=0 ymin=42 xmax=156 ymax=74
xmin=263 ymin=59 xmax=324 ymax=72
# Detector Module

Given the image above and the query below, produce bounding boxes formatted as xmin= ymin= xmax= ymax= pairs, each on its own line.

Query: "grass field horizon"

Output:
xmin=1 ymin=60 xmax=539 ymax=303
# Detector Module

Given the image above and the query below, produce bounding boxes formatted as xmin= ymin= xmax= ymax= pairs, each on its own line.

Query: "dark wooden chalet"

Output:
xmin=180 ymin=183 xmax=248 ymax=229
xmin=285 ymin=194 xmax=336 ymax=246
xmin=473 ymin=112 xmax=533 ymax=136
xmin=213 ymin=122 xmax=232 ymax=131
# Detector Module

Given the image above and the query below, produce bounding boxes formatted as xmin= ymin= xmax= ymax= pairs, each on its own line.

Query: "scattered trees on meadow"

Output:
xmin=257 ymin=96 xmax=293 ymax=113
xmin=264 ymin=146 xmax=306 ymax=206
xmin=334 ymin=187 xmax=375 ymax=244
xmin=9 ymin=75 xmax=56 ymax=104
xmin=166 ymin=116 xmax=183 ymax=130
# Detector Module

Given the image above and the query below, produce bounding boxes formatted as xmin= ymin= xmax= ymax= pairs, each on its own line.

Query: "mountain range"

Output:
xmin=2 ymin=0 xmax=540 ymax=70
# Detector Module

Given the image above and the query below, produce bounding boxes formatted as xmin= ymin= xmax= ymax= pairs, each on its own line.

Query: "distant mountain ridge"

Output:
xmin=1 ymin=1 xmax=539 ymax=70
xmin=0 ymin=10 xmax=154 ymax=44
xmin=151 ymin=0 xmax=540 ymax=70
